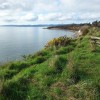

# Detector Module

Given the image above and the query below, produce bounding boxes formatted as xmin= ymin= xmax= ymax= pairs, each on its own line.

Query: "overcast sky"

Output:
xmin=0 ymin=0 xmax=100 ymax=25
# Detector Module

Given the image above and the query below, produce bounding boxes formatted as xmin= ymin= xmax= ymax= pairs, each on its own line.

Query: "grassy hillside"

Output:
xmin=0 ymin=27 xmax=100 ymax=100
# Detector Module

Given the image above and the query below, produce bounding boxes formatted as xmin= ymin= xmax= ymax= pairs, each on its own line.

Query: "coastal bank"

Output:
xmin=0 ymin=22 xmax=100 ymax=100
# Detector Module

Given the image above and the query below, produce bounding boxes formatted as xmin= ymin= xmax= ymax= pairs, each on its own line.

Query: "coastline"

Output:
xmin=46 ymin=23 xmax=92 ymax=38
xmin=0 ymin=22 xmax=100 ymax=99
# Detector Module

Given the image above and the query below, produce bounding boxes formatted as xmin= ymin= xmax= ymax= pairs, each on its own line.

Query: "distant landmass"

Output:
xmin=0 ymin=24 xmax=68 ymax=27
xmin=47 ymin=21 xmax=100 ymax=31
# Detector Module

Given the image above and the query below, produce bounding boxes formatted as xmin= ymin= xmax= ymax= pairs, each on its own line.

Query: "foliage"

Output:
xmin=0 ymin=27 xmax=100 ymax=100
xmin=45 ymin=36 xmax=75 ymax=48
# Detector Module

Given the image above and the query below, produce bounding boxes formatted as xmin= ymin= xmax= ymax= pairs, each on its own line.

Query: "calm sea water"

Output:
xmin=0 ymin=26 xmax=74 ymax=63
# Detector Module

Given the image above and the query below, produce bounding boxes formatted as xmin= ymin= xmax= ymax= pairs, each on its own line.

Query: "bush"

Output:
xmin=80 ymin=25 xmax=89 ymax=36
xmin=45 ymin=36 xmax=72 ymax=48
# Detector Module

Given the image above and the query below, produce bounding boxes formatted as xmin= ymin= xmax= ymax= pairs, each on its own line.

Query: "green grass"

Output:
xmin=0 ymin=27 xmax=100 ymax=100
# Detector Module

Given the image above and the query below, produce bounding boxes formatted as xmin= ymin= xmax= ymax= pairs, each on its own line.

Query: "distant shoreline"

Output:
xmin=46 ymin=21 xmax=100 ymax=37
xmin=0 ymin=24 xmax=68 ymax=27
xmin=46 ymin=23 xmax=91 ymax=31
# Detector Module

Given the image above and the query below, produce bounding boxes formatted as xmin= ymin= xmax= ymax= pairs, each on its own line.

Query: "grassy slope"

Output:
xmin=0 ymin=27 xmax=100 ymax=100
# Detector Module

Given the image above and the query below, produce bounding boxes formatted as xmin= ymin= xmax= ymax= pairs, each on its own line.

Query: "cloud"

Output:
xmin=19 ymin=13 xmax=38 ymax=21
xmin=0 ymin=2 xmax=11 ymax=10
xmin=0 ymin=0 xmax=100 ymax=24
xmin=0 ymin=12 xmax=38 ymax=23
xmin=38 ymin=13 xmax=76 ymax=21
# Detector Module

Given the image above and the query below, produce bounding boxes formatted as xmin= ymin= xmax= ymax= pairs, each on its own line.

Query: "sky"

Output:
xmin=0 ymin=0 xmax=100 ymax=25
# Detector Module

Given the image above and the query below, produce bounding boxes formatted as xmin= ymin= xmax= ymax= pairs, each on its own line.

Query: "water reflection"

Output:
xmin=0 ymin=27 xmax=74 ymax=63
